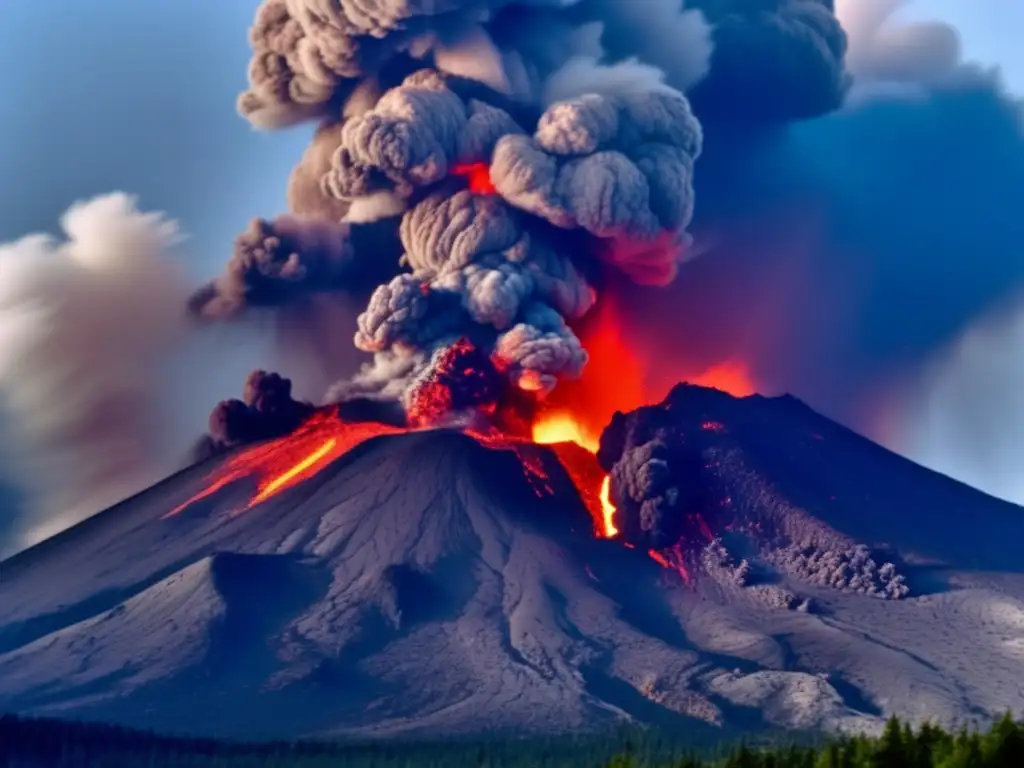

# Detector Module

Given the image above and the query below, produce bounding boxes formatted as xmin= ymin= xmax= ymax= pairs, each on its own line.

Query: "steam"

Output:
xmin=839 ymin=0 xmax=961 ymax=87
xmin=0 ymin=193 xmax=188 ymax=549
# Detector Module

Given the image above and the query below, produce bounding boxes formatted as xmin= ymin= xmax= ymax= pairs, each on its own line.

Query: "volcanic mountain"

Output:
xmin=1 ymin=385 xmax=1023 ymax=741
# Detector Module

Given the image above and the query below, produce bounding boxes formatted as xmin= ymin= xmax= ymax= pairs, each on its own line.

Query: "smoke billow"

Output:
xmin=193 ymin=0 xmax=858 ymax=430
xmin=0 ymin=193 xmax=189 ymax=549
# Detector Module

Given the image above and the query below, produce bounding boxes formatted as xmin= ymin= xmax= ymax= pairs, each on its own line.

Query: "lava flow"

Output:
xmin=530 ymin=412 xmax=618 ymax=537
xmin=164 ymin=411 xmax=407 ymax=518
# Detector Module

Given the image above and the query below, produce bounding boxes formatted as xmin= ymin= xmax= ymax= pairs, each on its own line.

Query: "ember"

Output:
xmin=451 ymin=162 xmax=497 ymax=195
xmin=406 ymin=338 xmax=504 ymax=427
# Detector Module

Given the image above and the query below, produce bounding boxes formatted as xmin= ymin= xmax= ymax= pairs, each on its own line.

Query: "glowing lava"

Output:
xmin=598 ymin=475 xmax=618 ymax=537
xmin=688 ymin=360 xmax=756 ymax=399
xmin=165 ymin=412 xmax=406 ymax=518
xmin=251 ymin=437 xmax=338 ymax=505
xmin=647 ymin=545 xmax=691 ymax=585
xmin=452 ymin=162 xmax=497 ymax=195
xmin=527 ymin=292 xmax=758 ymax=575
xmin=532 ymin=411 xmax=617 ymax=538
xmin=531 ymin=412 xmax=598 ymax=452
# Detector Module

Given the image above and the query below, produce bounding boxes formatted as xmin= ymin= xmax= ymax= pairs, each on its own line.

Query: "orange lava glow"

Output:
xmin=688 ymin=360 xmax=756 ymax=399
xmin=531 ymin=412 xmax=599 ymax=453
xmin=165 ymin=412 xmax=406 ymax=518
xmin=452 ymin=162 xmax=497 ymax=195
xmin=530 ymin=291 xmax=757 ymax=575
xmin=545 ymin=291 xmax=756 ymax=442
xmin=598 ymin=475 xmax=618 ymax=537
xmin=532 ymin=412 xmax=617 ymax=538
xmin=647 ymin=545 xmax=691 ymax=585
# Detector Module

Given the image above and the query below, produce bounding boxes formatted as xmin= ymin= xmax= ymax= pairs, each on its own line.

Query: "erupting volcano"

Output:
xmin=170 ymin=302 xmax=756 ymax=574
xmin=173 ymin=0 xmax=770 ymax=580
xmin=5 ymin=0 xmax=1024 ymax=749
xmin=5 ymin=382 xmax=1024 ymax=741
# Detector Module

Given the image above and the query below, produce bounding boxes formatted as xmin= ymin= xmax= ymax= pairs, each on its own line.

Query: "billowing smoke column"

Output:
xmin=189 ymin=0 xmax=1024 ymax=508
xmin=191 ymin=0 xmax=850 ymax=435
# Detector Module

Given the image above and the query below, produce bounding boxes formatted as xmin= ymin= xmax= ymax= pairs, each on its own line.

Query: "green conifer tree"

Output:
xmin=871 ymin=716 xmax=909 ymax=768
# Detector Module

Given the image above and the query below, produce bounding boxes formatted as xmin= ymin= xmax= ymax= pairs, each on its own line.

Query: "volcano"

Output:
xmin=1 ymin=385 xmax=1023 ymax=741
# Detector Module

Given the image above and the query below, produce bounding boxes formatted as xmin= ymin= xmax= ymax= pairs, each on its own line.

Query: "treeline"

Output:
xmin=1 ymin=712 xmax=1023 ymax=767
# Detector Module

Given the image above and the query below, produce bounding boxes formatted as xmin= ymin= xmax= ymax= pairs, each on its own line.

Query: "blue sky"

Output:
xmin=0 ymin=0 xmax=312 ymax=278
xmin=0 ymin=0 xmax=316 ymax=442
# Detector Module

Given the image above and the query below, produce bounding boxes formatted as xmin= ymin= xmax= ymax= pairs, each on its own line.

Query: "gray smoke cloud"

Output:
xmin=325 ymin=66 xmax=701 ymax=399
xmin=237 ymin=0 xmax=713 ymax=128
xmin=195 ymin=0 xmax=717 ymax=417
xmin=0 ymin=193 xmax=189 ymax=550
xmin=184 ymin=0 xmax=1024 ymax=510
xmin=188 ymin=213 xmax=401 ymax=320
xmin=685 ymin=0 xmax=850 ymax=122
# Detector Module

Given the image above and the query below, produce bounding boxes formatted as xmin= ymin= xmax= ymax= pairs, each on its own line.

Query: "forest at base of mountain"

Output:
xmin=2 ymin=713 xmax=1023 ymax=767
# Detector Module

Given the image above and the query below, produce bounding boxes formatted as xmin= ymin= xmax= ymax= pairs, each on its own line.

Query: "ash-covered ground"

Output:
xmin=1 ymin=385 xmax=1023 ymax=741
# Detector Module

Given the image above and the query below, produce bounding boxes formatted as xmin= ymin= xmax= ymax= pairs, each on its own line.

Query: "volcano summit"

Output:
xmin=1 ymin=385 xmax=1023 ymax=741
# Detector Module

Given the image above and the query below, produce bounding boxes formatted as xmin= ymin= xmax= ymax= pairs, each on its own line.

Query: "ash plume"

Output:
xmin=188 ymin=214 xmax=402 ymax=320
xmin=0 ymin=194 xmax=189 ymax=549
xmin=184 ymin=0 xmax=1024 ymax=508
xmin=195 ymin=0 xmax=712 ymax=427
xmin=684 ymin=0 xmax=850 ymax=122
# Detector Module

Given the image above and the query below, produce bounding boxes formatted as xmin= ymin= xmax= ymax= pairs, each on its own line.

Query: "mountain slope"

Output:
xmin=1 ymin=389 xmax=1022 ymax=740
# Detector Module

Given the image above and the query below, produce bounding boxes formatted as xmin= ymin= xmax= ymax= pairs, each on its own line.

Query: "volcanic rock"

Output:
xmin=1 ymin=386 xmax=1023 ymax=740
